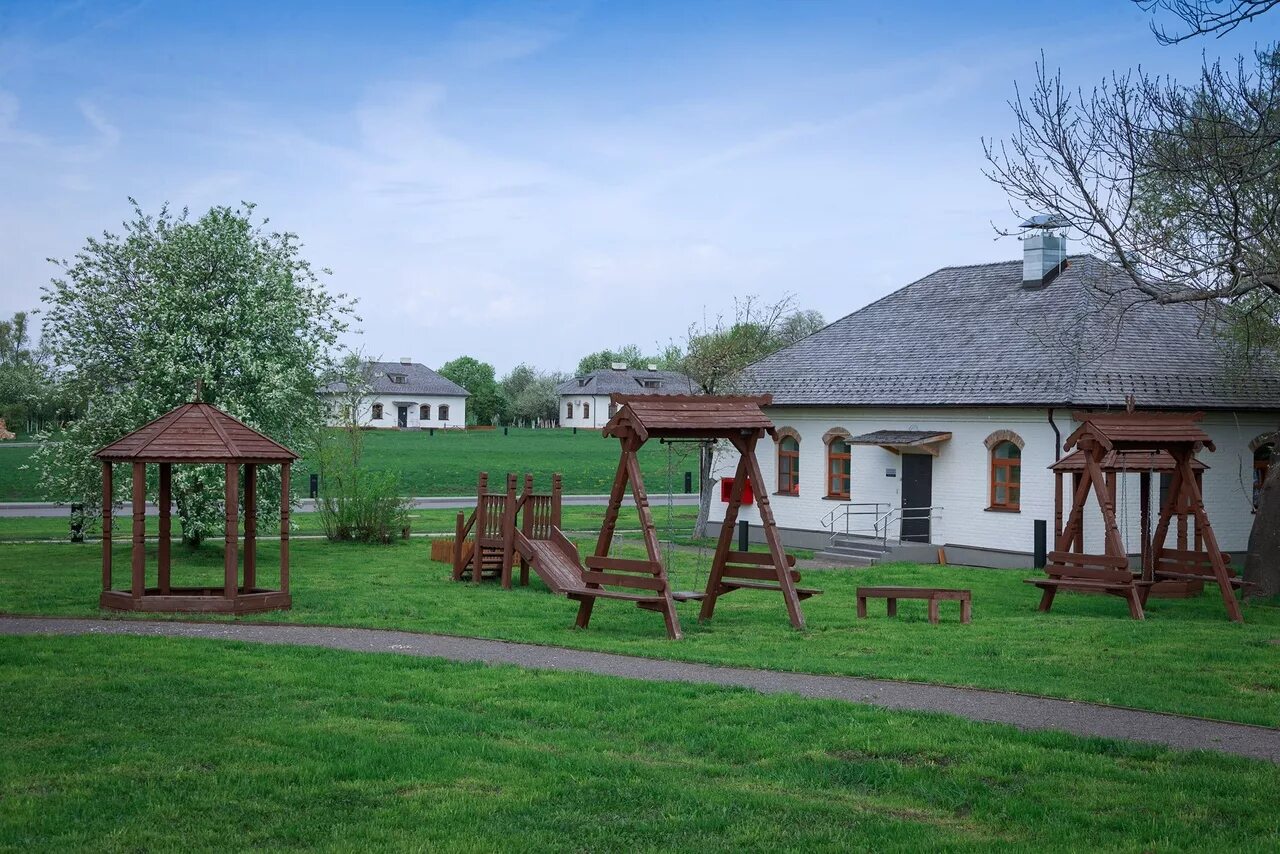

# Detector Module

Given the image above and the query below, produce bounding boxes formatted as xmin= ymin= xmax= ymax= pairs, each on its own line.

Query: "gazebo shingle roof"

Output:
xmin=95 ymin=402 xmax=299 ymax=463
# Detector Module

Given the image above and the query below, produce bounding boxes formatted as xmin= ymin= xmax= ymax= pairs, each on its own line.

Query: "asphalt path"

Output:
xmin=3 ymin=616 xmax=1275 ymax=764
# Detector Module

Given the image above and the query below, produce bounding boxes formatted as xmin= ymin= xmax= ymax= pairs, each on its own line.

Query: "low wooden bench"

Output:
xmin=856 ymin=586 xmax=971 ymax=624
xmin=713 ymin=551 xmax=822 ymax=600
xmin=1025 ymin=550 xmax=1145 ymax=618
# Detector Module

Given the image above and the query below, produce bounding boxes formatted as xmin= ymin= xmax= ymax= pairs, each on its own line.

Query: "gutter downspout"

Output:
xmin=1047 ymin=407 xmax=1061 ymax=461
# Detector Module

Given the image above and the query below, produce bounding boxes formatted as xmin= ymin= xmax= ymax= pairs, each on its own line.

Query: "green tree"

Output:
xmin=499 ymin=363 xmax=564 ymax=427
xmin=575 ymin=345 xmax=652 ymax=375
xmin=438 ymin=355 xmax=503 ymax=425
xmin=0 ymin=311 xmax=64 ymax=434
xmin=33 ymin=201 xmax=355 ymax=544
xmin=679 ymin=295 xmax=825 ymax=536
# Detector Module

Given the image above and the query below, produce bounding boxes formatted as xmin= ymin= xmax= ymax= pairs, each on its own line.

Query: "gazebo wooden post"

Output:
xmin=158 ymin=463 xmax=172 ymax=595
xmin=101 ymin=462 xmax=113 ymax=592
xmin=224 ymin=463 xmax=239 ymax=600
xmin=280 ymin=462 xmax=291 ymax=596
xmin=130 ymin=462 xmax=145 ymax=599
xmin=243 ymin=464 xmax=257 ymax=592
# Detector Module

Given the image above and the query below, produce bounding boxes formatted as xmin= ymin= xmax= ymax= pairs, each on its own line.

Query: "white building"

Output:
xmin=558 ymin=363 xmax=695 ymax=428
xmin=323 ymin=359 xmax=469 ymax=429
xmin=710 ymin=242 xmax=1279 ymax=568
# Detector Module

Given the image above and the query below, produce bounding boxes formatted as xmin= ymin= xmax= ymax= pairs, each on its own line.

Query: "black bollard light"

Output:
xmin=1033 ymin=520 xmax=1047 ymax=568
xmin=738 ymin=519 xmax=749 ymax=552
xmin=684 ymin=471 xmax=693 ymax=494
xmin=309 ymin=474 xmax=319 ymax=499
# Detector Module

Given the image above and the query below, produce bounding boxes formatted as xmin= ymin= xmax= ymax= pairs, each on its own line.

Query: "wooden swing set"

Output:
xmin=1031 ymin=410 xmax=1247 ymax=622
xmin=447 ymin=394 xmax=819 ymax=639
xmin=586 ymin=394 xmax=820 ymax=637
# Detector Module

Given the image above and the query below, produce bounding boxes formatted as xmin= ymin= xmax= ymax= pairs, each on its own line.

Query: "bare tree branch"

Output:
xmin=1137 ymin=0 xmax=1280 ymax=44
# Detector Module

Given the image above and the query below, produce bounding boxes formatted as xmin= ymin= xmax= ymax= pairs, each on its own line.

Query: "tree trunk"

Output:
xmin=693 ymin=441 xmax=716 ymax=539
xmin=1244 ymin=472 xmax=1280 ymax=599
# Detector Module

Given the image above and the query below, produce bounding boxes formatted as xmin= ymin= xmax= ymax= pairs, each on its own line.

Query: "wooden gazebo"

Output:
xmin=1030 ymin=410 xmax=1244 ymax=622
xmin=95 ymin=401 xmax=298 ymax=613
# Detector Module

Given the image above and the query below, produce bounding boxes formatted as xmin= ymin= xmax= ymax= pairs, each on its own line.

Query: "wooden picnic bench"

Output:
xmin=856 ymin=586 xmax=971 ymax=624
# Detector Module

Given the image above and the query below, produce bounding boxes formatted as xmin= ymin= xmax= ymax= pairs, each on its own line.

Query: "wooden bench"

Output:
xmin=713 ymin=551 xmax=822 ymax=599
xmin=856 ymin=586 xmax=971 ymax=624
xmin=1025 ymin=550 xmax=1145 ymax=619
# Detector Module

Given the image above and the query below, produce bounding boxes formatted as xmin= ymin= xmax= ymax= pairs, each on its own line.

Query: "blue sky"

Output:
xmin=0 ymin=1 xmax=1273 ymax=372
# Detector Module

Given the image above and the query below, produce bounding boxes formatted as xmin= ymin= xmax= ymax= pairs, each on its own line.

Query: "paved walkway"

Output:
xmin=3 ymin=616 xmax=1275 ymax=763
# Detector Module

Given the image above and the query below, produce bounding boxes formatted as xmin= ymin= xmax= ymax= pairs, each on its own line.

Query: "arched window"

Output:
xmin=371 ymin=403 xmax=383 ymax=421
xmin=990 ymin=441 xmax=1021 ymax=511
xmin=777 ymin=435 xmax=800 ymax=495
xmin=582 ymin=402 xmax=590 ymax=420
xmin=439 ymin=404 xmax=450 ymax=422
xmin=1255 ymin=443 xmax=1274 ymax=508
xmin=419 ymin=404 xmax=431 ymax=421
xmin=826 ymin=437 xmax=851 ymax=499
xmin=566 ymin=402 xmax=574 ymax=419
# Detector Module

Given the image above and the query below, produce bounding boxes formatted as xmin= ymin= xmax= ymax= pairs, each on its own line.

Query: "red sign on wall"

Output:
xmin=719 ymin=476 xmax=754 ymax=505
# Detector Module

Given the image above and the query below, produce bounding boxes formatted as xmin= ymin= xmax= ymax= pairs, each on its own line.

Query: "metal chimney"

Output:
xmin=1020 ymin=215 xmax=1069 ymax=288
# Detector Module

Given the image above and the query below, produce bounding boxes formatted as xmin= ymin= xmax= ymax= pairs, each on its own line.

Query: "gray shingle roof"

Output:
xmin=742 ymin=256 xmax=1280 ymax=411
xmin=849 ymin=430 xmax=952 ymax=445
xmin=325 ymin=362 xmax=470 ymax=397
xmin=557 ymin=368 xmax=696 ymax=397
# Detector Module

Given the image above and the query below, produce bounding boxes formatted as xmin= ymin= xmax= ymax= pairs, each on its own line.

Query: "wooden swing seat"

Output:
xmin=718 ymin=579 xmax=822 ymax=598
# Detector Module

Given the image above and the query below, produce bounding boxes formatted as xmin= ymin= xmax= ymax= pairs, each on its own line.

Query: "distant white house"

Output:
xmin=710 ymin=238 xmax=1279 ymax=568
xmin=557 ymin=363 xmax=696 ymax=428
xmin=323 ymin=358 xmax=469 ymax=429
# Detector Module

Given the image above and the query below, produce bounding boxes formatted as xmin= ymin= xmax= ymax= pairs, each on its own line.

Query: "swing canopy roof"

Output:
xmin=1050 ymin=448 xmax=1209 ymax=473
xmin=603 ymin=394 xmax=776 ymax=443
xmin=95 ymin=402 xmax=299 ymax=465
xmin=1063 ymin=411 xmax=1215 ymax=453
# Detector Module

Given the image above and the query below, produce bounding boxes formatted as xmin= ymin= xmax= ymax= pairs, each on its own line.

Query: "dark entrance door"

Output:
xmin=396 ymin=406 xmax=408 ymax=428
xmin=900 ymin=454 xmax=933 ymax=542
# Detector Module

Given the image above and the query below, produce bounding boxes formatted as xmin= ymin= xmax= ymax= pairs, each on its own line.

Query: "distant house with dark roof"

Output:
xmin=711 ymin=238 xmax=1279 ymax=567
xmin=556 ymin=364 xmax=696 ymax=428
xmin=323 ymin=358 xmax=469 ymax=429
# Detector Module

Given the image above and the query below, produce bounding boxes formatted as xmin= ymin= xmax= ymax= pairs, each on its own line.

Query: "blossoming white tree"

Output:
xmin=35 ymin=202 xmax=356 ymax=544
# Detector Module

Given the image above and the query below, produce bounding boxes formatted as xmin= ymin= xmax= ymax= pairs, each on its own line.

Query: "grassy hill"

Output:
xmin=0 ymin=428 xmax=705 ymax=502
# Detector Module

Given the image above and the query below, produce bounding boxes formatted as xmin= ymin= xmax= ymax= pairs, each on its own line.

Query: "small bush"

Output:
xmin=316 ymin=420 xmax=409 ymax=544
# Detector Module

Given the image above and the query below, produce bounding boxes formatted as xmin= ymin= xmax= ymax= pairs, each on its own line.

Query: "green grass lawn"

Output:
xmin=0 ymin=442 xmax=42 ymax=502
xmin=2 ymin=635 xmax=1275 ymax=852
xmin=0 ymin=504 xmax=700 ymax=541
xmin=2 ymin=537 xmax=1276 ymax=725
xmin=0 ymin=427 xmax=701 ymax=501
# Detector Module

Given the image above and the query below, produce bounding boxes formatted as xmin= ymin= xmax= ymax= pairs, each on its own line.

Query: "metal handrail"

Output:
xmin=872 ymin=505 xmax=945 ymax=549
xmin=820 ymin=502 xmax=891 ymax=542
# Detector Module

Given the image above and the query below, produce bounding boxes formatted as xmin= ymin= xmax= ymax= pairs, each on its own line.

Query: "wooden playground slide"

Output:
xmin=511 ymin=528 xmax=589 ymax=595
